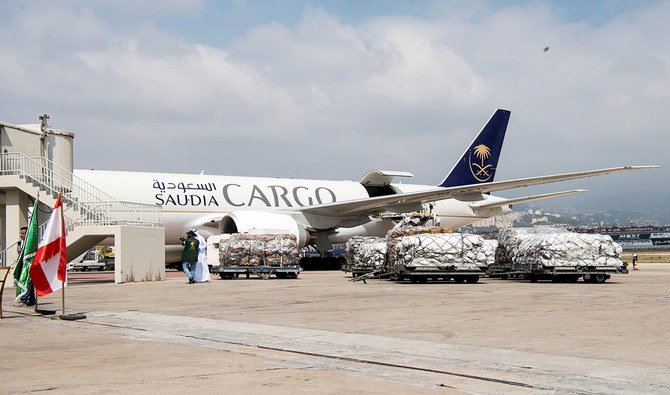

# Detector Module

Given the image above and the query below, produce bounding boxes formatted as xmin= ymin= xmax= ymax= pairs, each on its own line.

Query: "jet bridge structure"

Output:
xmin=0 ymin=118 xmax=164 ymax=284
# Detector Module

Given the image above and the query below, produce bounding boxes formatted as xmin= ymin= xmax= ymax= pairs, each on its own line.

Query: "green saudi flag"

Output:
xmin=14 ymin=199 xmax=39 ymax=300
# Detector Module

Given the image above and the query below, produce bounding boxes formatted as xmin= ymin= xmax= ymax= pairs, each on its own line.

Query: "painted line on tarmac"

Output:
xmin=76 ymin=318 xmax=541 ymax=391
xmin=251 ymin=344 xmax=536 ymax=389
xmin=16 ymin=310 xmax=670 ymax=393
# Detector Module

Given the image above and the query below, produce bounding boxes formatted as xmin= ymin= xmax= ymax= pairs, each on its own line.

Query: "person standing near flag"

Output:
xmin=17 ymin=226 xmax=27 ymax=253
xmin=18 ymin=225 xmax=36 ymax=306
xmin=14 ymin=202 xmax=39 ymax=307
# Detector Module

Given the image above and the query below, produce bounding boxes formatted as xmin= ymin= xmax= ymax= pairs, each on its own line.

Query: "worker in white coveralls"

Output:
xmin=193 ymin=229 xmax=210 ymax=282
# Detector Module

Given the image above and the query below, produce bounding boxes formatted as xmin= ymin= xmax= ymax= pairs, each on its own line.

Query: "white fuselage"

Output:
xmin=74 ymin=169 xmax=511 ymax=245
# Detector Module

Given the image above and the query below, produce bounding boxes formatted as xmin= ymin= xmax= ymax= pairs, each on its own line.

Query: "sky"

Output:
xmin=0 ymin=0 xmax=668 ymax=212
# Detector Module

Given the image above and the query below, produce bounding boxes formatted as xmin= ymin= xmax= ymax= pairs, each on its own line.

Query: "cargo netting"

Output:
xmin=496 ymin=227 xmax=623 ymax=269
xmin=391 ymin=233 xmax=492 ymax=270
xmin=344 ymin=236 xmax=386 ymax=271
xmin=219 ymin=234 xmax=300 ymax=267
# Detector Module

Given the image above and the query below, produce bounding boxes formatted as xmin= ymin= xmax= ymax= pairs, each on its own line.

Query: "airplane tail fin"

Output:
xmin=439 ymin=109 xmax=510 ymax=188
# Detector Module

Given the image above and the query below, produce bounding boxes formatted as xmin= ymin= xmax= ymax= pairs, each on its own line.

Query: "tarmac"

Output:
xmin=2 ymin=264 xmax=670 ymax=394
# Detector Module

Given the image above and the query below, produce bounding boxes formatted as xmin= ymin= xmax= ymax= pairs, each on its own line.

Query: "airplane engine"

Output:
xmin=219 ymin=211 xmax=311 ymax=247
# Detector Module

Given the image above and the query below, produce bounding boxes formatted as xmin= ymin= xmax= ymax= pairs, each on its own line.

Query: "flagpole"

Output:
xmin=34 ymin=192 xmax=39 ymax=313
xmin=33 ymin=192 xmax=43 ymax=314
xmin=61 ymin=279 xmax=65 ymax=316
xmin=31 ymin=192 xmax=40 ymax=313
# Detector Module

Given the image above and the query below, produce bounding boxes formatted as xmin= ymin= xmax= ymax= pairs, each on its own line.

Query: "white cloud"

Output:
xmin=89 ymin=0 xmax=202 ymax=15
xmin=0 ymin=1 xmax=667 ymax=203
xmin=365 ymin=41 xmax=475 ymax=104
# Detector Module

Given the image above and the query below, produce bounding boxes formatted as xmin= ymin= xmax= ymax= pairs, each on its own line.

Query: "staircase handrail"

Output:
xmin=2 ymin=152 xmax=116 ymax=206
xmin=0 ymin=242 xmax=20 ymax=268
xmin=0 ymin=153 xmax=161 ymax=227
xmin=63 ymin=201 xmax=162 ymax=228
xmin=36 ymin=154 xmax=126 ymax=204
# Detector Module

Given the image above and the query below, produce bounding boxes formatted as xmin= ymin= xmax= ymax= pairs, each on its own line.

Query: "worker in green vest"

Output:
xmin=181 ymin=230 xmax=199 ymax=283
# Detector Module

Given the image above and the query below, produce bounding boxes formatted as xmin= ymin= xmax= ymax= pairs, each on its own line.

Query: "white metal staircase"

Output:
xmin=0 ymin=152 xmax=162 ymax=262
xmin=1 ymin=152 xmax=161 ymax=228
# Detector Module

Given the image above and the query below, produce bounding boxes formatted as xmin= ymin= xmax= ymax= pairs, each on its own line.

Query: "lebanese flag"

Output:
xmin=30 ymin=194 xmax=67 ymax=297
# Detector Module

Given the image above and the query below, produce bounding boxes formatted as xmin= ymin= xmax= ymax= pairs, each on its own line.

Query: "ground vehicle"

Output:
xmin=300 ymin=246 xmax=346 ymax=270
xmin=72 ymin=250 xmax=107 ymax=271
xmin=96 ymin=246 xmax=115 ymax=270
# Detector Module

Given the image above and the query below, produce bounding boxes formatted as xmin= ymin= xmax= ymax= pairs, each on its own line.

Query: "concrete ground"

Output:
xmin=2 ymin=264 xmax=669 ymax=394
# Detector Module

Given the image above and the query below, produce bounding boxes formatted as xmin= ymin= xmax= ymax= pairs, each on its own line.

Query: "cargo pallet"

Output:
xmin=392 ymin=266 xmax=489 ymax=284
xmin=488 ymin=265 xmax=628 ymax=283
xmin=213 ymin=264 xmax=302 ymax=280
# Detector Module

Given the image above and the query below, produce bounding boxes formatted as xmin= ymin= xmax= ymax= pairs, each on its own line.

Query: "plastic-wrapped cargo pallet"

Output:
xmin=515 ymin=233 xmax=623 ymax=268
xmin=345 ymin=236 xmax=378 ymax=270
xmin=393 ymin=233 xmax=490 ymax=270
xmin=495 ymin=227 xmax=567 ymax=267
xmin=345 ymin=236 xmax=387 ymax=272
xmin=219 ymin=234 xmax=300 ymax=266
xmin=386 ymin=226 xmax=490 ymax=271
xmin=496 ymin=227 xmax=623 ymax=269
xmin=386 ymin=226 xmax=455 ymax=270
xmin=482 ymin=239 xmax=498 ymax=265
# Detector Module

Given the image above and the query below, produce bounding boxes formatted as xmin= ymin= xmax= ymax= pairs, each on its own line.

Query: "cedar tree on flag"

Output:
xmin=30 ymin=194 xmax=67 ymax=297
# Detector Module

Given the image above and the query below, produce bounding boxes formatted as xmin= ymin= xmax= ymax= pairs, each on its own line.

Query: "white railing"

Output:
xmin=0 ymin=242 xmax=20 ymax=267
xmin=59 ymin=201 xmax=162 ymax=229
xmin=0 ymin=153 xmax=161 ymax=228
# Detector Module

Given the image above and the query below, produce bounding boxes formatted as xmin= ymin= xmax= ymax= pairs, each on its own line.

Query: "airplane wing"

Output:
xmin=299 ymin=166 xmax=658 ymax=217
xmin=470 ymin=189 xmax=587 ymax=210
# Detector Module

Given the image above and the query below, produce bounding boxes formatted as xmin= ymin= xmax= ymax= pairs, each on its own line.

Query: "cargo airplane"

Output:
xmin=74 ymin=109 xmax=656 ymax=263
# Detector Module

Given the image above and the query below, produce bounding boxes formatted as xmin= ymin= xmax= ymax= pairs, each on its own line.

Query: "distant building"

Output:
xmin=573 ymin=226 xmax=670 ymax=250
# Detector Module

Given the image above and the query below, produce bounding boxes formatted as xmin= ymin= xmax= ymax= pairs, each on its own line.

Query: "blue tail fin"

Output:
xmin=439 ymin=109 xmax=510 ymax=187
